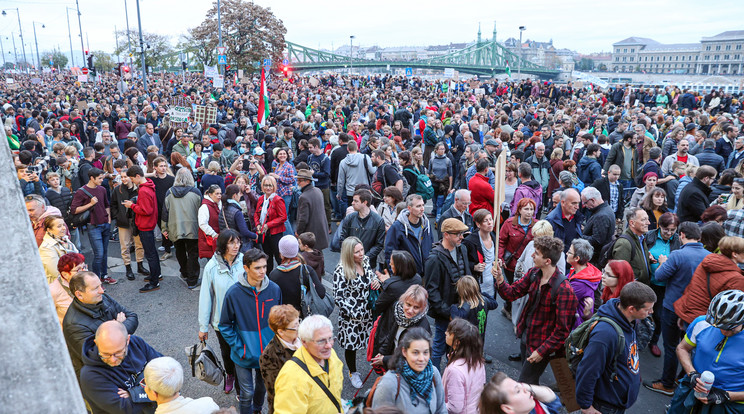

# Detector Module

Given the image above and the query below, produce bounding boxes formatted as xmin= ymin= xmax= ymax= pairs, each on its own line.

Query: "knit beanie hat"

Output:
xmin=278 ymin=235 xmax=299 ymax=259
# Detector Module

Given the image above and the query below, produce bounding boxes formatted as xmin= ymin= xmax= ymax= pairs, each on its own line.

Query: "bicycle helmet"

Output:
xmin=706 ymin=290 xmax=744 ymax=331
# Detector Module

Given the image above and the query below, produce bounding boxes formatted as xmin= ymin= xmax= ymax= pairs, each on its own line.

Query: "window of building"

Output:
xmin=663 ymin=56 xmax=666 ymax=61
xmin=737 ymin=44 xmax=742 ymax=50
xmin=681 ymin=56 xmax=685 ymax=61
xmin=676 ymin=56 xmax=679 ymax=61
xmin=623 ymin=48 xmax=627 ymax=53
xmin=630 ymin=57 xmax=634 ymax=62
xmin=623 ymin=57 xmax=626 ymax=62
xmin=657 ymin=56 xmax=660 ymax=61
xmin=631 ymin=48 xmax=635 ymax=53
xmin=726 ymin=45 xmax=731 ymax=51
xmin=616 ymin=48 xmax=620 ymax=53
xmin=725 ymin=55 xmax=730 ymax=60
xmin=716 ymin=45 xmax=721 ymax=51
xmin=714 ymin=55 xmax=720 ymax=60
xmin=615 ymin=57 xmax=620 ymax=62
xmin=735 ymin=54 xmax=741 ymax=60
xmin=706 ymin=45 xmax=711 ymax=51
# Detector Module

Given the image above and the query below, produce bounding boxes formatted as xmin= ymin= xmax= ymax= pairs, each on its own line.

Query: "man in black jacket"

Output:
xmin=329 ymin=133 xmax=350 ymax=221
xmin=581 ymin=186 xmax=616 ymax=265
xmin=591 ymin=165 xmax=625 ymax=220
xmin=677 ymin=166 xmax=716 ymax=223
xmin=424 ymin=218 xmax=471 ymax=370
xmin=338 ymin=189 xmax=386 ymax=269
xmin=63 ymin=271 xmax=138 ymax=379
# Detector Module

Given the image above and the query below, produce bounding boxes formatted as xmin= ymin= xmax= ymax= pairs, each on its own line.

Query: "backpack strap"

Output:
xmin=706 ymin=271 xmax=713 ymax=300
xmin=618 ymin=234 xmax=636 ymax=262
xmin=290 ymin=357 xmax=341 ymax=412
xmin=595 ymin=317 xmax=626 ymax=382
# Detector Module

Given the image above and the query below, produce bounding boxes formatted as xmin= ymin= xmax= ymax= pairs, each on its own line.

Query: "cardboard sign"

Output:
xmin=76 ymin=101 xmax=88 ymax=112
xmin=549 ymin=358 xmax=581 ymax=412
xmin=193 ymin=105 xmax=217 ymax=124
xmin=204 ymin=65 xmax=218 ymax=79
xmin=78 ymin=75 xmax=88 ymax=83
xmin=5 ymin=78 xmax=14 ymax=84
xmin=394 ymin=86 xmax=402 ymax=93
xmin=167 ymin=106 xmax=191 ymax=123
xmin=31 ymin=78 xmax=42 ymax=85
xmin=309 ymin=77 xmax=319 ymax=87
xmin=444 ymin=68 xmax=455 ymax=78
xmin=475 ymin=88 xmax=485 ymax=95
xmin=238 ymin=69 xmax=244 ymax=79
xmin=213 ymin=75 xmax=224 ymax=88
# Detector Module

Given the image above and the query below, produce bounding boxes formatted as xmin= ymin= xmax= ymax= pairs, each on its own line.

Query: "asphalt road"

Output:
xmin=87 ymin=222 xmax=671 ymax=413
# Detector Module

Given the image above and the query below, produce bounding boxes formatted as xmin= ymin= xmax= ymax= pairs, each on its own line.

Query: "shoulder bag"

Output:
xmin=66 ymin=187 xmax=95 ymax=229
xmin=300 ymin=265 xmax=335 ymax=317
xmin=290 ymin=356 xmax=341 ymax=413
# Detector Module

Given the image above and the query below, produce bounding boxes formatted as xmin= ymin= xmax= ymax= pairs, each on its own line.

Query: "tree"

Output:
xmin=114 ymin=30 xmax=175 ymax=70
xmin=577 ymin=57 xmax=594 ymax=71
xmin=44 ymin=49 xmax=68 ymax=69
xmin=190 ymin=0 xmax=286 ymax=72
xmin=91 ymin=50 xmax=115 ymax=72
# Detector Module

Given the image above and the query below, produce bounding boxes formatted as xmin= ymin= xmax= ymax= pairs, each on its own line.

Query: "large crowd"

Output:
xmin=5 ymin=68 xmax=744 ymax=414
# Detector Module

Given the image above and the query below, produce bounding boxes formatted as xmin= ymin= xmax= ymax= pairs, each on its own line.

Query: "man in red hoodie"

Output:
xmin=123 ymin=165 xmax=161 ymax=292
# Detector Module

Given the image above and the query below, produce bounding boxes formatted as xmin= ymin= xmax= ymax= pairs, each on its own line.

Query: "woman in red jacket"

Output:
xmin=198 ymin=184 xmax=222 ymax=259
xmin=254 ymin=175 xmax=287 ymax=274
xmin=497 ymin=198 xmax=536 ymax=317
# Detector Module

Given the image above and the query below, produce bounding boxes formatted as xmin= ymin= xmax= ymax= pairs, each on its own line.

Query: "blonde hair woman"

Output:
xmin=332 ymin=236 xmax=379 ymax=389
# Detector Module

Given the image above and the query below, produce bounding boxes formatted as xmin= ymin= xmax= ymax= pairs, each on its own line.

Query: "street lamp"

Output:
xmin=350 ymin=35 xmax=355 ymax=76
xmin=66 ymin=7 xmax=78 ymax=67
xmin=32 ymin=21 xmax=44 ymax=71
xmin=518 ymin=26 xmax=525 ymax=79
xmin=2 ymin=8 xmax=28 ymax=73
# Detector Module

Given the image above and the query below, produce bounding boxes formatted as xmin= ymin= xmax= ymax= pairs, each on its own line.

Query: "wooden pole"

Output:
xmin=493 ymin=149 xmax=507 ymax=257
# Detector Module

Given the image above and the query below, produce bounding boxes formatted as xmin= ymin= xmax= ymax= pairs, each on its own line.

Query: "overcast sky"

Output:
xmin=1 ymin=0 xmax=742 ymax=65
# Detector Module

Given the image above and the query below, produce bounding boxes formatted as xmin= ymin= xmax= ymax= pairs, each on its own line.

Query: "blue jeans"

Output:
xmin=661 ymin=307 xmax=683 ymax=388
xmin=431 ymin=318 xmax=449 ymax=370
xmin=87 ymin=223 xmax=110 ymax=279
xmin=234 ymin=365 xmax=265 ymax=414
xmin=330 ymin=187 xmax=341 ymax=218
xmin=281 ymin=194 xmax=293 ymax=235
xmin=435 ymin=194 xmax=445 ymax=220
xmin=138 ymin=229 xmax=161 ymax=286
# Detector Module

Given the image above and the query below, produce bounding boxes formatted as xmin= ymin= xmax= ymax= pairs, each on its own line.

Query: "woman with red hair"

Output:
xmin=601 ymin=260 xmax=635 ymax=302
xmin=49 ymin=252 xmax=86 ymax=325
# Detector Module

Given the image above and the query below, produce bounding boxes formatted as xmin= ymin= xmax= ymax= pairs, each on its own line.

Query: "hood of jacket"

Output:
xmin=578 ymin=155 xmax=599 ymax=169
xmin=596 ymin=298 xmax=633 ymax=333
xmin=70 ymin=294 xmax=116 ymax=320
xmin=342 ymin=152 xmax=366 ymax=167
xmin=570 ymin=263 xmax=602 ymax=283
xmin=237 ymin=272 xmax=271 ymax=292
xmin=170 ymin=186 xmax=201 ymax=199
xmin=138 ymin=178 xmax=156 ymax=192
xmin=396 ymin=208 xmax=430 ymax=238
xmin=521 ymin=179 xmax=541 ymax=191
xmin=303 ymin=249 xmax=324 ymax=271
xmin=702 ymin=253 xmax=743 ymax=275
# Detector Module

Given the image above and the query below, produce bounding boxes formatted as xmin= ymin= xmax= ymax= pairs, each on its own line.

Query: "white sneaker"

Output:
xmin=350 ymin=372 xmax=363 ymax=389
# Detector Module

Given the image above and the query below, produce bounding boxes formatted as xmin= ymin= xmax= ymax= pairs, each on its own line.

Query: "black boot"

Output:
xmin=125 ymin=264 xmax=135 ymax=280
xmin=137 ymin=262 xmax=150 ymax=276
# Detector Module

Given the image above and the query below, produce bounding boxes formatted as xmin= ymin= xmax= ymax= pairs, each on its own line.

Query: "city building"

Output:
xmin=611 ymin=31 xmax=744 ymax=75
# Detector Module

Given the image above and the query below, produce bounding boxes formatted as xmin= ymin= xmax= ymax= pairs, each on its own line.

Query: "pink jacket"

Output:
xmin=442 ymin=359 xmax=486 ymax=414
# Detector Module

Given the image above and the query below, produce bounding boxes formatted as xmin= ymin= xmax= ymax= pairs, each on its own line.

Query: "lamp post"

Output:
xmin=0 ymin=37 xmax=5 ymax=67
xmin=518 ymin=26 xmax=525 ymax=79
xmin=123 ymin=0 xmax=134 ymax=70
xmin=349 ymin=35 xmax=355 ymax=75
xmin=32 ymin=21 xmax=44 ymax=70
xmin=10 ymin=34 xmax=18 ymax=66
xmin=74 ymin=0 xmax=85 ymax=67
xmin=2 ymin=8 xmax=28 ymax=73
xmin=135 ymin=0 xmax=147 ymax=91
xmin=65 ymin=7 xmax=76 ymax=67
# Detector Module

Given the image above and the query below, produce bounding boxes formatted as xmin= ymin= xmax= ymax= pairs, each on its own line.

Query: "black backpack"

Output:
xmin=597 ymin=234 xmax=635 ymax=269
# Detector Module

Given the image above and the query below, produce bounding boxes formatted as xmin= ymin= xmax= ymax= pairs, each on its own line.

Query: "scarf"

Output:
xmin=57 ymin=276 xmax=73 ymax=299
xmin=400 ymin=360 xmax=434 ymax=406
xmin=278 ymin=336 xmax=301 ymax=351
xmin=393 ymin=301 xmax=428 ymax=329
xmin=49 ymin=232 xmax=74 ymax=251
xmin=260 ymin=193 xmax=276 ymax=227
xmin=277 ymin=258 xmax=302 ymax=272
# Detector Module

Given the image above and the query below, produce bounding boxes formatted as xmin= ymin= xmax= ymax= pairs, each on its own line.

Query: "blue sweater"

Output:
xmin=574 ymin=299 xmax=641 ymax=410
xmin=218 ymin=276 xmax=282 ymax=369
xmin=654 ymin=242 xmax=710 ymax=312
xmin=307 ymin=152 xmax=331 ymax=189
xmin=80 ymin=335 xmax=162 ymax=414
xmin=384 ymin=210 xmax=433 ymax=276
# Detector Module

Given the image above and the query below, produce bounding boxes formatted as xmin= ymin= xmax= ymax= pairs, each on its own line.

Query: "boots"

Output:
xmin=125 ymin=264 xmax=135 ymax=280
xmin=137 ymin=261 xmax=150 ymax=276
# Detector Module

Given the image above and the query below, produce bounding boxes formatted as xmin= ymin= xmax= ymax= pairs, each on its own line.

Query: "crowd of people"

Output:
xmin=5 ymin=68 xmax=744 ymax=414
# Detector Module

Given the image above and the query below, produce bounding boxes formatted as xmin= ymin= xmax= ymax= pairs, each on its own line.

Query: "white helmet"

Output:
xmin=706 ymin=290 xmax=744 ymax=331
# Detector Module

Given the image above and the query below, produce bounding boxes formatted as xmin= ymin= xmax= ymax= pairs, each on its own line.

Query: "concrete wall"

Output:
xmin=0 ymin=128 xmax=87 ymax=413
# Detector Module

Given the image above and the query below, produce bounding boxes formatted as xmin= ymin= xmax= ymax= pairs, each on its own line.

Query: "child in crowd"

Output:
xmin=299 ymin=232 xmax=324 ymax=278
xmin=450 ymin=275 xmax=498 ymax=340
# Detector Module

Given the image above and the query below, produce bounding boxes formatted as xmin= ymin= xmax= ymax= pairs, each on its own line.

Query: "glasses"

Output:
xmin=311 ymin=336 xmax=335 ymax=347
xmin=99 ymin=347 xmax=127 ymax=361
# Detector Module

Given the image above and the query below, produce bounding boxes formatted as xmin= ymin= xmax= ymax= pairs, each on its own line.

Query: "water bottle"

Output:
xmin=694 ymin=371 xmax=715 ymax=399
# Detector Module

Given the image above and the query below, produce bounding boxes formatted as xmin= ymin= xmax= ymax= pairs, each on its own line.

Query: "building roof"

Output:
xmin=701 ymin=30 xmax=744 ymax=42
xmin=641 ymin=43 xmax=700 ymax=52
xmin=613 ymin=37 xmax=660 ymax=46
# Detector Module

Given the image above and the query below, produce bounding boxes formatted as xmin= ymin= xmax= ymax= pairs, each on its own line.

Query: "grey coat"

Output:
xmin=295 ymin=183 xmax=329 ymax=250
xmin=371 ymin=368 xmax=446 ymax=414
xmin=163 ymin=186 xmax=202 ymax=240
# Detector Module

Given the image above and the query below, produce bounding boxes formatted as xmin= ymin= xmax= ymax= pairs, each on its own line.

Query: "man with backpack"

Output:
xmin=494 ymin=236 xmax=578 ymax=385
xmin=371 ymin=149 xmax=404 ymax=196
xmin=573 ymin=282 xmax=657 ymax=414
xmin=611 ymin=208 xmax=652 ymax=285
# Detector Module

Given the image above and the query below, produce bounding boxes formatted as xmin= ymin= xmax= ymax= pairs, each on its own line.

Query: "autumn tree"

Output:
xmin=44 ymin=49 xmax=68 ymax=69
xmin=190 ymin=0 xmax=286 ymax=72
xmin=113 ymin=30 xmax=176 ymax=69
xmin=91 ymin=50 xmax=116 ymax=72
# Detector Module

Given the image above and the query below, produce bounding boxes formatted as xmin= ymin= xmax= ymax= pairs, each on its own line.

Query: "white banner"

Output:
xmin=77 ymin=75 xmax=88 ymax=82
xmin=572 ymin=71 xmax=609 ymax=89
xmin=444 ymin=68 xmax=455 ymax=78
xmin=204 ymin=65 xmax=218 ymax=79
xmin=167 ymin=106 xmax=191 ymax=123
xmin=213 ymin=75 xmax=224 ymax=88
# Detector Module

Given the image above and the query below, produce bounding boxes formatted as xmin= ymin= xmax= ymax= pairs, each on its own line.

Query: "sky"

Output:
xmin=1 ymin=0 xmax=743 ymax=67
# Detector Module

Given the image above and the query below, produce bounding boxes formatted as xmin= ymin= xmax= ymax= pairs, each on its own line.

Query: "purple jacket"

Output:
xmin=510 ymin=180 xmax=543 ymax=215
xmin=568 ymin=264 xmax=602 ymax=328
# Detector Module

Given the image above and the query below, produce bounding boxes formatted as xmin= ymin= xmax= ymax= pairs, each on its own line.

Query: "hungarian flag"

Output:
xmin=505 ymin=60 xmax=512 ymax=78
xmin=256 ymin=66 xmax=270 ymax=128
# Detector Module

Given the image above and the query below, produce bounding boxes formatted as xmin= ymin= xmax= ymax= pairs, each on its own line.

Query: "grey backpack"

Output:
xmin=185 ymin=340 xmax=225 ymax=386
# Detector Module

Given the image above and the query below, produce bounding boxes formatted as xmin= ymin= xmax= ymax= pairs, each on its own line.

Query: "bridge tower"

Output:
xmin=492 ymin=22 xmax=498 ymax=69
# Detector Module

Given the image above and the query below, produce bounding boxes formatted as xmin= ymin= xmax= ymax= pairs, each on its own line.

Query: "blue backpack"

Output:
xmin=405 ymin=166 xmax=434 ymax=201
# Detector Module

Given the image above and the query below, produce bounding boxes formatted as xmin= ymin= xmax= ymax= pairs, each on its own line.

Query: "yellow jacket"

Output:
xmin=273 ymin=346 xmax=344 ymax=414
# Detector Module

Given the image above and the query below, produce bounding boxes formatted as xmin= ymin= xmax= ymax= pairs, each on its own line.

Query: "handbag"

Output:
xmin=66 ymin=187 xmax=94 ymax=229
xmin=184 ymin=340 xmax=225 ymax=386
xmin=300 ymin=265 xmax=335 ymax=317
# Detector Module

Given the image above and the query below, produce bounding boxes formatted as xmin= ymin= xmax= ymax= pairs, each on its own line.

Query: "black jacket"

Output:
xmin=110 ymin=184 xmax=139 ymax=226
xmin=696 ymin=148 xmax=725 ymax=174
xmin=340 ymin=211 xmax=386 ymax=268
xmin=372 ymin=274 xmax=423 ymax=319
xmin=268 ymin=264 xmax=325 ymax=316
xmin=582 ymin=202 xmax=616 ymax=264
xmin=591 ymin=177 xmax=625 ymax=219
xmin=424 ymin=243 xmax=471 ymax=321
xmin=437 ymin=205 xmax=474 ymax=236
xmin=45 ymin=187 xmax=73 ymax=219
xmin=462 ymin=230 xmax=497 ymax=283
xmin=330 ymin=144 xmax=349 ymax=185
xmin=643 ymin=228 xmax=681 ymax=252
xmin=677 ymin=178 xmax=712 ymax=223
xmin=373 ymin=301 xmax=431 ymax=368
xmin=62 ymin=294 xmax=138 ymax=377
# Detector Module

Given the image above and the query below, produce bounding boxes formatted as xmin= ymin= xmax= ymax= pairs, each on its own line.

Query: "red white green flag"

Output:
xmin=257 ymin=66 xmax=270 ymax=128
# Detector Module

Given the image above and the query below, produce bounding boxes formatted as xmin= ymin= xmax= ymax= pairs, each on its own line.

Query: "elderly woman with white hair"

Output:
xmin=162 ymin=168 xmax=202 ymax=288
xmin=143 ymin=356 xmax=219 ymax=412
xmin=566 ymin=239 xmax=601 ymax=327
xmin=272 ymin=315 xmax=344 ymax=414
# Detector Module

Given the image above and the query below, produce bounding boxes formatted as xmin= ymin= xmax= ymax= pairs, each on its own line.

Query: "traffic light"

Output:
xmin=86 ymin=54 xmax=94 ymax=69
xmin=282 ymin=65 xmax=289 ymax=76
xmin=181 ymin=62 xmax=187 ymax=71
xmin=85 ymin=49 xmax=89 ymax=56
xmin=122 ymin=65 xmax=130 ymax=74
xmin=90 ymin=67 xmax=97 ymax=77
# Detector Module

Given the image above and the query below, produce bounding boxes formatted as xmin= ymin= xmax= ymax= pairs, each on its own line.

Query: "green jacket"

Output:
xmin=612 ymin=228 xmax=651 ymax=284
xmin=162 ymin=186 xmax=202 ymax=241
